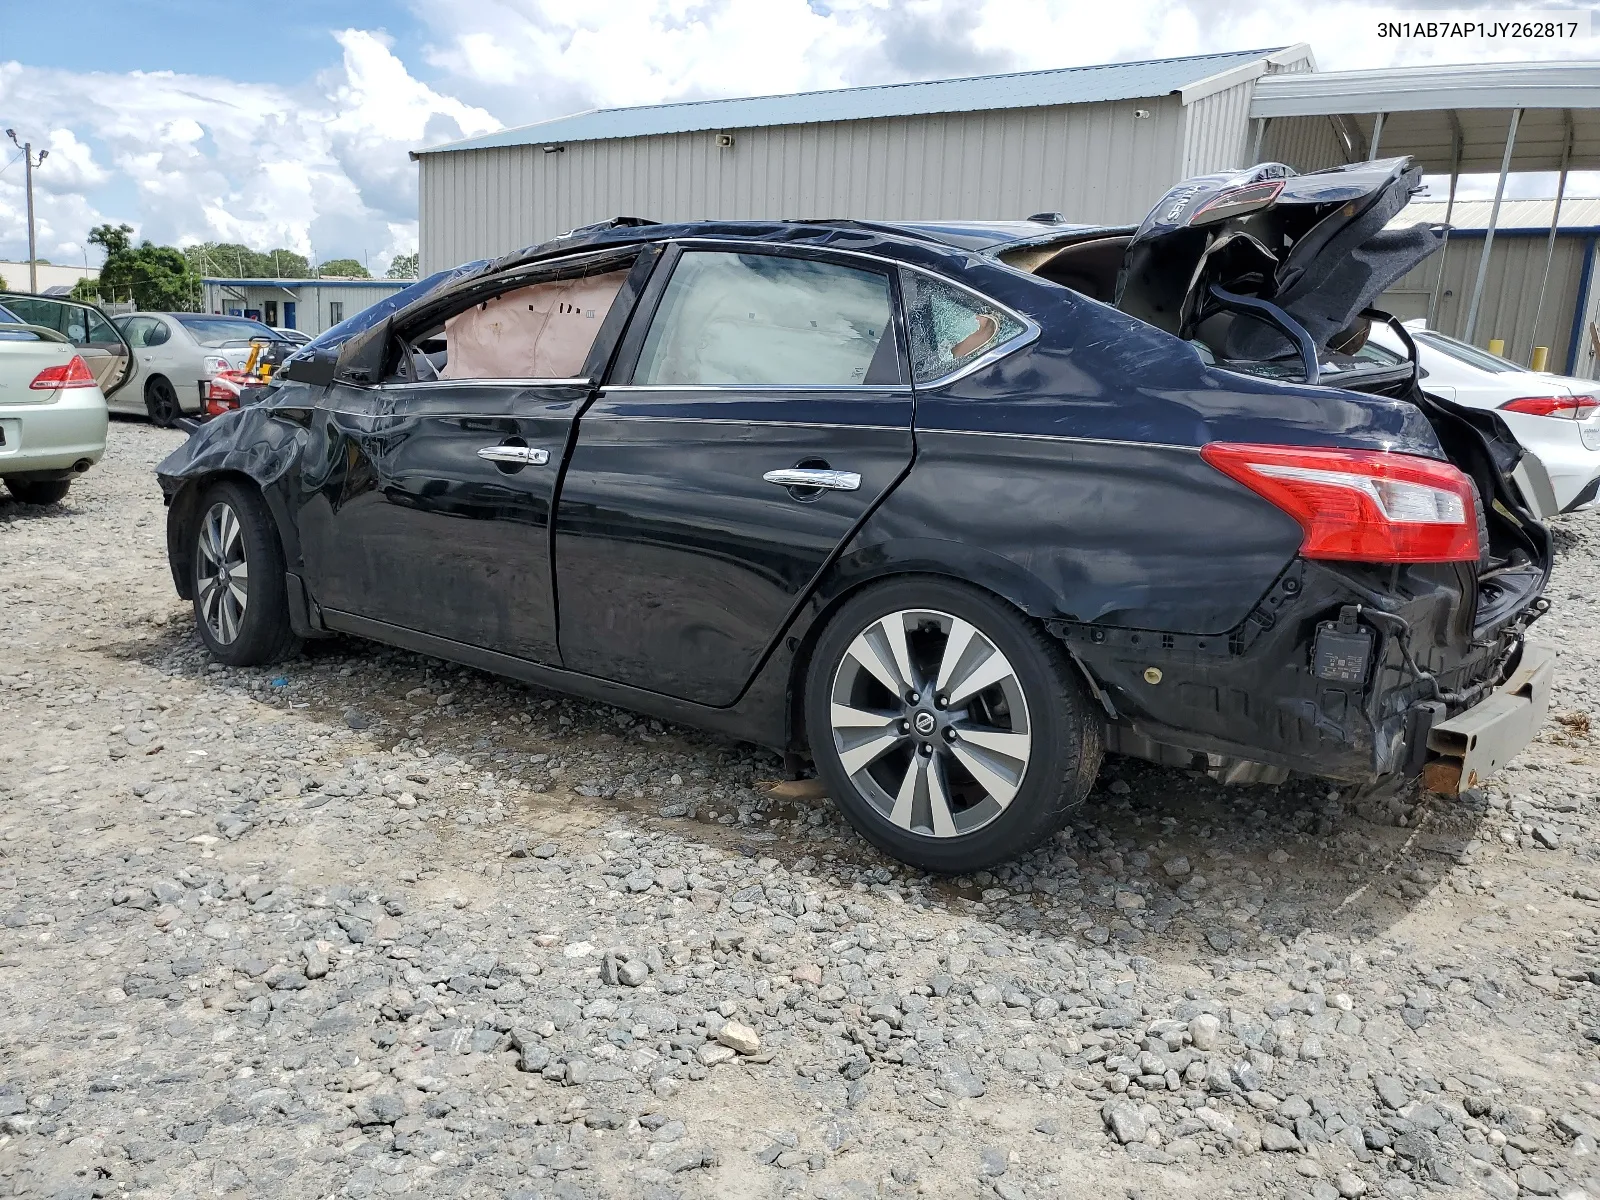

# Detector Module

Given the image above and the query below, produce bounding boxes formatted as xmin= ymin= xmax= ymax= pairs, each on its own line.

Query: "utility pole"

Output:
xmin=6 ymin=130 xmax=48 ymax=293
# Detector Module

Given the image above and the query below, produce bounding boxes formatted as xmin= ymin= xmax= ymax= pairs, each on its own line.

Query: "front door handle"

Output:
xmin=477 ymin=445 xmax=549 ymax=466
xmin=763 ymin=468 xmax=860 ymax=491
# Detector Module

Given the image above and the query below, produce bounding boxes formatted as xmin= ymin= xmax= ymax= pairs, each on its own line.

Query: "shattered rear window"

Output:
xmin=900 ymin=270 xmax=1027 ymax=385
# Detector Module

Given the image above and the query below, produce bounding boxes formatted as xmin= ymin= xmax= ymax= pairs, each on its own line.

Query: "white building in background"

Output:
xmin=0 ymin=260 xmax=98 ymax=296
xmin=199 ymin=277 xmax=413 ymax=337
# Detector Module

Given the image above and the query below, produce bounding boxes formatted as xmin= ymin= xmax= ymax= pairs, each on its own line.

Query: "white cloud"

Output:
xmin=410 ymin=0 xmax=1600 ymax=126
xmin=0 ymin=30 xmax=498 ymax=271
xmin=34 ymin=129 xmax=109 ymax=193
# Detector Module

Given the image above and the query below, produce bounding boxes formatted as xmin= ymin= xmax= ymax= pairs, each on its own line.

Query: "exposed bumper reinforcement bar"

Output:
xmin=1422 ymin=641 xmax=1554 ymax=795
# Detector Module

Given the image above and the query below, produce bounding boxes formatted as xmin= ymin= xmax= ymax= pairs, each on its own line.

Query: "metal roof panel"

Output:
xmin=1392 ymin=196 xmax=1600 ymax=231
xmin=1251 ymin=60 xmax=1600 ymax=118
xmin=418 ymin=48 xmax=1287 ymax=155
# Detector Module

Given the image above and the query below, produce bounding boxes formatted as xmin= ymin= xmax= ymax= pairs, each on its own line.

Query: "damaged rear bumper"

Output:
xmin=1051 ymin=557 xmax=1546 ymax=790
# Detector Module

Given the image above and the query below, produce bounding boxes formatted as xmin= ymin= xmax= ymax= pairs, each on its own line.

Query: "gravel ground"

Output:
xmin=3 ymin=419 xmax=1600 ymax=1200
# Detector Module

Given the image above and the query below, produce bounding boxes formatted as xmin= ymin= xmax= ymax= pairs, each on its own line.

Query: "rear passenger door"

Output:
xmin=552 ymin=244 xmax=913 ymax=706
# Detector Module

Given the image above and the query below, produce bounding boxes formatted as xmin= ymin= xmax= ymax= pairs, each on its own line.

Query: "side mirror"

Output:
xmin=332 ymin=317 xmax=392 ymax=386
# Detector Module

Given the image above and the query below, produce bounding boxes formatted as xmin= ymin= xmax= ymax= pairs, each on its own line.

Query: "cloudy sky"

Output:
xmin=1 ymin=0 xmax=1595 ymax=274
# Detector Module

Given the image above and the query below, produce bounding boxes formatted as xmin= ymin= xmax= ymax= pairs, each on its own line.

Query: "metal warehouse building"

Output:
xmin=414 ymin=47 xmax=1600 ymax=375
xmin=1384 ymin=198 xmax=1600 ymax=378
xmin=412 ymin=44 xmax=1317 ymax=274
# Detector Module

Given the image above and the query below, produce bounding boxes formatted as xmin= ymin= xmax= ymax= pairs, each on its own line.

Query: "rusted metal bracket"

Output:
xmin=1422 ymin=641 xmax=1553 ymax=794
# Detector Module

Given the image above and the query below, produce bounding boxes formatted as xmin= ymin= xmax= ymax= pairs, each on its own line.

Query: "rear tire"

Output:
xmin=4 ymin=478 xmax=71 ymax=505
xmin=804 ymin=577 xmax=1102 ymax=873
xmin=190 ymin=480 xmax=302 ymax=666
xmin=146 ymin=377 xmax=181 ymax=428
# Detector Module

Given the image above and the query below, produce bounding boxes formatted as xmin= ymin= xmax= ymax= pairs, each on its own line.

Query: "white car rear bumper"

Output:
xmin=0 ymin=385 xmax=109 ymax=478
xmin=1498 ymin=410 xmax=1600 ymax=517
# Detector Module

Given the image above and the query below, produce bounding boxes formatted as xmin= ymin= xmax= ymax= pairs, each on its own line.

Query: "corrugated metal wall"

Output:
xmin=418 ymin=96 xmax=1190 ymax=273
xmin=1181 ymin=81 xmax=1253 ymax=176
xmin=1260 ymin=114 xmax=1350 ymax=173
xmin=1379 ymin=233 xmax=1593 ymax=375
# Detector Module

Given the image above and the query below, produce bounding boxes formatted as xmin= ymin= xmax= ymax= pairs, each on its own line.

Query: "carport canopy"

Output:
xmin=1250 ymin=61 xmax=1600 ymax=342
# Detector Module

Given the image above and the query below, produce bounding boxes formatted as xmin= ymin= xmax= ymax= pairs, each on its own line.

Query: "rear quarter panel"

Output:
xmin=846 ymin=431 xmax=1302 ymax=632
xmin=853 ymin=266 xmax=1445 ymax=635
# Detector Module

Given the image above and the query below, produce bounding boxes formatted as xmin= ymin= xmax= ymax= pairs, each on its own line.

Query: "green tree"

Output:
xmin=386 ymin=252 xmax=418 ymax=279
xmin=264 ymin=248 xmax=311 ymax=277
xmin=184 ymin=243 xmax=310 ymax=279
xmin=90 ymin=223 xmax=134 ymax=259
xmin=87 ymin=223 xmax=200 ymax=311
xmin=70 ymin=277 xmax=97 ymax=303
xmin=318 ymin=257 xmax=369 ymax=278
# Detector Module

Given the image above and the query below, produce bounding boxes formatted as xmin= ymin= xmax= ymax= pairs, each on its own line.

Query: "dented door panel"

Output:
xmin=297 ymin=379 xmax=584 ymax=662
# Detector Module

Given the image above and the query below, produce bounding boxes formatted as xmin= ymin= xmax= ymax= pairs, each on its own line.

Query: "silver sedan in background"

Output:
xmin=111 ymin=312 xmax=290 ymax=427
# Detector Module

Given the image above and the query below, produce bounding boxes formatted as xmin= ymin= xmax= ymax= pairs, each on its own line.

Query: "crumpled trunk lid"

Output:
xmin=1116 ymin=157 xmax=1547 ymax=646
xmin=1116 ymin=156 xmax=1445 ymax=363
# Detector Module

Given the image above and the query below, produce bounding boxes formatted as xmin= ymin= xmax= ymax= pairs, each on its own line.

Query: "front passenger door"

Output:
xmin=553 ymin=245 xmax=914 ymax=706
xmin=297 ymin=253 xmax=649 ymax=664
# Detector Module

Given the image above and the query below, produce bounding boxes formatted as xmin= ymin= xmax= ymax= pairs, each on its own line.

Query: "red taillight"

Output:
xmin=1501 ymin=395 xmax=1599 ymax=419
xmin=1201 ymin=443 xmax=1479 ymax=563
xmin=29 ymin=355 xmax=97 ymax=390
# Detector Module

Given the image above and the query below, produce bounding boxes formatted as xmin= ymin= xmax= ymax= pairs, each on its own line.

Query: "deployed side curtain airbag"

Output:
xmin=442 ymin=270 xmax=627 ymax=380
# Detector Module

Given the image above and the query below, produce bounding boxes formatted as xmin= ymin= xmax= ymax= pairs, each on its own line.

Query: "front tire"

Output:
xmin=4 ymin=478 xmax=71 ymax=505
xmin=190 ymin=480 xmax=302 ymax=666
xmin=146 ymin=377 xmax=181 ymax=428
xmin=805 ymin=578 xmax=1101 ymax=872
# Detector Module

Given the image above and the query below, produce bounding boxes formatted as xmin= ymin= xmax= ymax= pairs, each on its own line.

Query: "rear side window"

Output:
xmin=900 ymin=270 xmax=1027 ymax=385
xmin=84 ymin=310 xmax=121 ymax=345
xmin=117 ymin=316 xmax=153 ymax=347
xmin=632 ymin=251 xmax=897 ymax=387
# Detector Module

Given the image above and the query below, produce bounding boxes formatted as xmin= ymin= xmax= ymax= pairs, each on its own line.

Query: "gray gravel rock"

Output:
xmin=5 ymin=423 xmax=1600 ymax=1197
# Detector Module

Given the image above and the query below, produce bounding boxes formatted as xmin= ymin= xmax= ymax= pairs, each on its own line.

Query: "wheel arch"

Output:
xmin=165 ymin=468 xmax=298 ymax=601
xmin=780 ymin=540 xmax=1063 ymax=755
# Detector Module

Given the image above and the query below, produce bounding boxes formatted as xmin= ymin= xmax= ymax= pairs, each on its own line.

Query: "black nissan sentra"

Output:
xmin=158 ymin=156 xmax=1553 ymax=872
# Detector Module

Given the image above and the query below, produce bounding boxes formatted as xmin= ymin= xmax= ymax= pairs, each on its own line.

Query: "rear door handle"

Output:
xmin=763 ymin=468 xmax=860 ymax=491
xmin=477 ymin=446 xmax=550 ymax=465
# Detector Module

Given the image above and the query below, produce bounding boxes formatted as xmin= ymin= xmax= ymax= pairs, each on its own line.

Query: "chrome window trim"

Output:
xmin=372 ymin=377 xmax=593 ymax=391
xmin=667 ymin=237 xmax=1039 ymax=391
xmin=601 ymin=384 xmax=906 ymax=394
xmin=579 ymin=413 xmax=905 ymax=433
xmin=917 ymin=427 xmax=1200 ymax=454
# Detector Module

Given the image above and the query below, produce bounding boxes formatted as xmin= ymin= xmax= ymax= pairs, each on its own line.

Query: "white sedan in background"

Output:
xmin=112 ymin=312 xmax=291 ymax=427
xmin=0 ymin=314 xmax=108 ymax=504
xmin=1367 ymin=321 xmax=1600 ymax=521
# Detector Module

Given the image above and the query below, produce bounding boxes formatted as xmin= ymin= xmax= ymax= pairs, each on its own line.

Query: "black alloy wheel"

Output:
xmin=146 ymin=377 xmax=181 ymax=428
xmin=190 ymin=480 xmax=302 ymax=666
xmin=806 ymin=577 xmax=1102 ymax=872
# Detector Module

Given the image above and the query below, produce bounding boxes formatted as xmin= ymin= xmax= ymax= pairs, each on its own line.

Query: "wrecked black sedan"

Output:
xmin=158 ymin=156 xmax=1551 ymax=871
